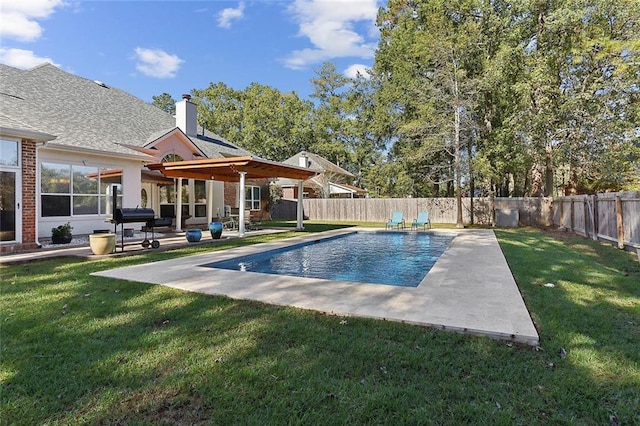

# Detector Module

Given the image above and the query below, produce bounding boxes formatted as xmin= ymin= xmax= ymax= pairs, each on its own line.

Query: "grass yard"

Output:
xmin=1 ymin=227 xmax=638 ymax=424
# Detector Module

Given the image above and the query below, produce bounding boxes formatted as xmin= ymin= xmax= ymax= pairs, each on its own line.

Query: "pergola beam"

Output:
xmin=146 ymin=155 xmax=318 ymax=234
xmin=147 ymin=155 xmax=317 ymax=182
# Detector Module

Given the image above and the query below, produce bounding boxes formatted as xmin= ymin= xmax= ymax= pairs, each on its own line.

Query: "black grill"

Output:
xmin=114 ymin=208 xmax=155 ymax=224
xmin=111 ymin=208 xmax=160 ymax=251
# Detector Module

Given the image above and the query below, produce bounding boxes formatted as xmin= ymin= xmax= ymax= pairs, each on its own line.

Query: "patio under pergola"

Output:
xmin=146 ymin=156 xmax=318 ymax=235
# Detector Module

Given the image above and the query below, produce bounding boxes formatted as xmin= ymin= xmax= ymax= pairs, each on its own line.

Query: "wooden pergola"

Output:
xmin=146 ymin=156 xmax=318 ymax=234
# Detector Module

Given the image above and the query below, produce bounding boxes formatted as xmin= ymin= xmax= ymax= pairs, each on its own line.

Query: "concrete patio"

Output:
xmin=93 ymin=228 xmax=540 ymax=345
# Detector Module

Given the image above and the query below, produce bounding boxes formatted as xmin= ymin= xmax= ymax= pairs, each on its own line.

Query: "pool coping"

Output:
xmin=93 ymin=228 xmax=540 ymax=346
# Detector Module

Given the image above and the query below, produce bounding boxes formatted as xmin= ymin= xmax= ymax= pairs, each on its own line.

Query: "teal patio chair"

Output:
xmin=386 ymin=211 xmax=406 ymax=230
xmin=411 ymin=211 xmax=431 ymax=230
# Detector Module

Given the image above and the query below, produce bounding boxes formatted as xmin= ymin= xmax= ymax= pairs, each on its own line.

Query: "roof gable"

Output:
xmin=284 ymin=151 xmax=354 ymax=178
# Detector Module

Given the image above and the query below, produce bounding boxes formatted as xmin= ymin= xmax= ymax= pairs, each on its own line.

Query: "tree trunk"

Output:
xmin=545 ymin=144 xmax=554 ymax=196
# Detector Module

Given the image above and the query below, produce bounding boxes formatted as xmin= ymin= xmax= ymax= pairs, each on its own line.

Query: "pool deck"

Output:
xmin=93 ymin=228 xmax=540 ymax=346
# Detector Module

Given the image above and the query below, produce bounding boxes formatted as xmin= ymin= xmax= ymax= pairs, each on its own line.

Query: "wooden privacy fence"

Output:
xmin=273 ymin=197 xmax=553 ymax=227
xmin=272 ymin=193 xmax=639 ymax=251
xmin=553 ymin=191 xmax=640 ymax=250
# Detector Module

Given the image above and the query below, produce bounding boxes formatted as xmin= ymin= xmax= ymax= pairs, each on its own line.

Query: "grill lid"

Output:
xmin=114 ymin=208 xmax=155 ymax=223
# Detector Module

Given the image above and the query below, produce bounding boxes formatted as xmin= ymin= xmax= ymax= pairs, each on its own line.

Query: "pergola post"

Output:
xmin=206 ymin=180 xmax=214 ymax=222
xmin=239 ymin=171 xmax=247 ymax=236
xmin=296 ymin=180 xmax=304 ymax=231
xmin=176 ymin=177 xmax=183 ymax=232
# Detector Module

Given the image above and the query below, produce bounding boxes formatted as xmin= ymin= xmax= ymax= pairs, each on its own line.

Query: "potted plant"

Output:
xmin=51 ymin=222 xmax=73 ymax=244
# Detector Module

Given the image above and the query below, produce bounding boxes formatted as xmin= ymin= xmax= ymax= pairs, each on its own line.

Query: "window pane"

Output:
xmin=181 ymin=182 xmax=188 ymax=203
xmin=159 ymin=185 xmax=175 ymax=204
xmin=102 ymin=184 xmax=122 ymax=215
xmin=243 ymin=185 xmax=260 ymax=210
xmin=73 ymin=165 xmax=98 ymax=194
xmin=73 ymin=195 xmax=99 ymax=215
xmin=194 ymin=205 xmax=206 ymax=217
xmin=42 ymin=195 xmax=71 ymax=217
xmin=0 ymin=139 xmax=18 ymax=167
xmin=162 ymin=154 xmax=183 ymax=162
xmin=194 ymin=181 xmax=206 ymax=203
xmin=100 ymin=168 xmax=122 ymax=194
xmin=41 ymin=163 xmax=70 ymax=193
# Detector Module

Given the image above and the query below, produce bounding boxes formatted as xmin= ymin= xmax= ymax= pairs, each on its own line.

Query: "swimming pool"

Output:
xmin=205 ymin=232 xmax=456 ymax=287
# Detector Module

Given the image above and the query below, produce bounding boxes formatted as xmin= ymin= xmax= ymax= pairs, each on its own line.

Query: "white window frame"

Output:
xmin=244 ymin=185 xmax=261 ymax=211
xmin=0 ymin=138 xmax=21 ymax=244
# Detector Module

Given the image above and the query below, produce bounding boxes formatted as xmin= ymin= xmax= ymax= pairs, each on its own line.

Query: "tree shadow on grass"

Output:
xmin=496 ymin=228 xmax=639 ymax=421
xmin=2 ymin=230 xmax=639 ymax=424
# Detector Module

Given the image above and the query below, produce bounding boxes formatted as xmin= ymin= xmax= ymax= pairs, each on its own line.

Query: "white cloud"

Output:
xmin=344 ymin=63 xmax=370 ymax=79
xmin=217 ymin=1 xmax=245 ymax=29
xmin=0 ymin=48 xmax=59 ymax=69
xmin=133 ymin=47 xmax=184 ymax=79
xmin=284 ymin=0 xmax=379 ymax=69
xmin=0 ymin=0 xmax=65 ymax=42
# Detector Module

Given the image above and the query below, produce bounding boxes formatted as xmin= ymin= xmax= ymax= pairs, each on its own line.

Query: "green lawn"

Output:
xmin=1 ymin=227 xmax=638 ymax=424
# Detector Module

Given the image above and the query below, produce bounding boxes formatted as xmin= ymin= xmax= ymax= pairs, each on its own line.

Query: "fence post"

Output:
xmin=615 ymin=195 xmax=624 ymax=249
xmin=490 ymin=192 xmax=495 ymax=227
xmin=583 ymin=196 xmax=589 ymax=237
xmin=591 ymin=194 xmax=598 ymax=241
xmin=569 ymin=198 xmax=575 ymax=232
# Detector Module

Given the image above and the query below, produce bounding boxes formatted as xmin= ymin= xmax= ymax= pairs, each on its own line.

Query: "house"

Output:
xmin=276 ymin=151 xmax=367 ymax=199
xmin=0 ymin=63 xmax=315 ymax=253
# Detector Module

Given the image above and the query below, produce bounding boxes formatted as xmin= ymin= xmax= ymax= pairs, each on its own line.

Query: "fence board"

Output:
xmin=290 ymin=197 xmax=552 ymax=227
xmin=273 ymin=193 xmax=636 ymax=250
xmin=553 ymin=191 xmax=640 ymax=250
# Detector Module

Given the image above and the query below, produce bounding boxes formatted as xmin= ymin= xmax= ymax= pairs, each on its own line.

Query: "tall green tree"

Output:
xmin=344 ymin=71 xmax=388 ymax=190
xmin=191 ymin=82 xmax=244 ymax=142
xmin=373 ymin=0 xmax=639 ymax=199
xmin=308 ymin=62 xmax=352 ymax=167
xmin=192 ymin=82 xmax=313 ymax=161
xmin=507 ymin=0 xmax=640 ymax=195
xmin=238 ymin=83 xmax=313 ymax=161
xmin=375 ymin=0 xmax=486 ymax=225
xmin=150 ymin=92 xmax=176 ymax=114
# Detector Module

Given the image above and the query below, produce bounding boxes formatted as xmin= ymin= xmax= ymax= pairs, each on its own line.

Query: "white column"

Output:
xmin=238 ymin=172 xmax=246 ymax=236
xmin=176 ymin=177 xmax=183 ymax=232
xmin=188 ymin=179 xmax=194 ymax=224
xmin=296 ymin=180 xmax=304 ymax=230
xmin=206 ymin=180 xmax=214 ymax=222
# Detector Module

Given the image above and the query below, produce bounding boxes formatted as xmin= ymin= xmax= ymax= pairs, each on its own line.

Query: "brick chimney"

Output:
xmin=175 ymin=93 xmax=197 ymax=137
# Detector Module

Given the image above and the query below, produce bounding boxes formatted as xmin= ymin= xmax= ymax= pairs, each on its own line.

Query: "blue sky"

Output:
xmin=0 ymin=0 xmax=382 ymax=102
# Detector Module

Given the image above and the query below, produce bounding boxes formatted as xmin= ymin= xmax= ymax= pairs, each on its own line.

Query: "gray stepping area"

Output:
xmin=93 ymin=229 xmax=539 ymax=345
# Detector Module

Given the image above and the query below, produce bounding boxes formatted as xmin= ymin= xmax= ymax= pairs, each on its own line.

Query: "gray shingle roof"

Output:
xmin=0 ymin=63 xmax=248 ymax=158
xmin=283 ymin=151 xmax=353 ymax=177
xmin=277 ymin=151 xmax=353 ymax=187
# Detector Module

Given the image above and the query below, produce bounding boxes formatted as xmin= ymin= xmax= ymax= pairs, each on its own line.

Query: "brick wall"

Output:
xmin=21 ymin=140 xmax=37 ymax=248
xmin=222 ymin=178 xmax=270 ymax=219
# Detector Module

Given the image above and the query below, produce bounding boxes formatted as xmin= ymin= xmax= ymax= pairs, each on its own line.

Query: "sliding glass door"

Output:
xmin=0 ymin=139 xmax=21 ymax=243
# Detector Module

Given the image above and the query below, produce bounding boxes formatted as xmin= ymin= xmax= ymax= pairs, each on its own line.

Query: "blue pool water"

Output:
xmin=205 ymin=232 xmax=456 ymax=287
